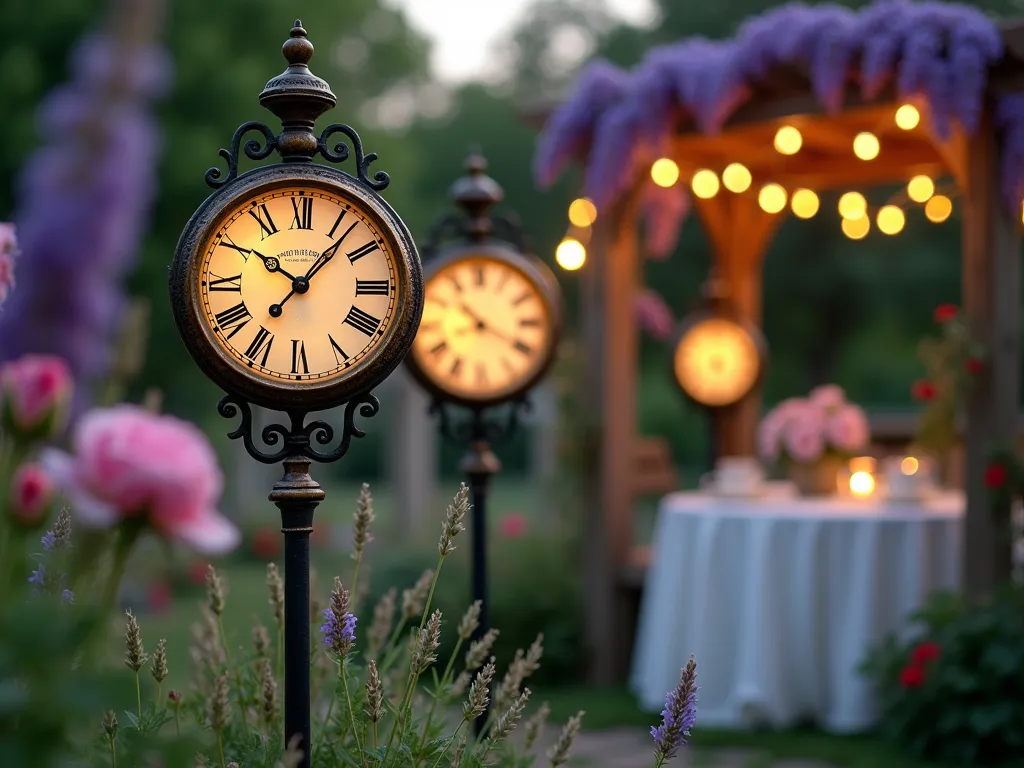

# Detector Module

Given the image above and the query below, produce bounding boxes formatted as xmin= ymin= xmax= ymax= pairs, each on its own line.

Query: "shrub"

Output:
xmin=861 ymin=588 xmax=1024 ymax=765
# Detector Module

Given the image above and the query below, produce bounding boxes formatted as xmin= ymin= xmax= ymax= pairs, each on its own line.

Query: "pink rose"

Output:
xmin=809 ymin=384 xmax=846 ymax=413
xmin=826 ymin=404 xmax=870 ymax=453
xmin=41 ymin=405 xmax=239 ymax=554
xmin=1 ymin=354 xmax=72 ymax=438
xmin=785 ymin=420 xmax=825 ymax=463
xmin=10 ymin=463 xmax=53 ymax=526
xmin=498 ymin=513 xmax=529 ymax=540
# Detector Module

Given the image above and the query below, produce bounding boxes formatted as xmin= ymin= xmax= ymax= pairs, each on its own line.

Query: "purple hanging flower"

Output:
xmin=0 ymin=3 xmax=170 ymax=416
xmin=651 ymin=654 xmax=698 ymax=765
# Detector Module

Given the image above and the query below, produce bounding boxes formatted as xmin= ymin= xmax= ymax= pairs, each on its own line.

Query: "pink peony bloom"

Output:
xmin=0 ymin=222 xmax=16 ymax=305
xmin=41 ymin=405 xmax=239 ymax=554
xmin=808 ymin=384 xmax=846 ymax=413
xmin=498 ymin=513 xmax=529 ymax=540
xmin=826 ymin=404 xmax=870 ymax=453
xmin=0 ymin=354 xmax=72 ymax=437
xmin=10 ymin=463 xmax=53 ymax=525
xmin=785 ymin=420 xmax=825 ymax=464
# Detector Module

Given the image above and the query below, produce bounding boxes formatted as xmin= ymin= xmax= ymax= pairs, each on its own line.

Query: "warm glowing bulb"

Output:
xmin=895 ymin=104 xmax=920 ymax=130
xmin=758 ymin=183 xmax=787 ymax=214
xmin=691 ymin=169 xmax=720 ymax=199
xmin=774 ymin=125 xmax=802 ymax=155
xmin=907 ymin=175 xmax=935 ymax=203
xmin=924 ymin=195 xmax=953 ymax=223
xmin=850 ymin=471 xmax=876 ymax=496
xmin=555 ymin=238 xmax=586 ymax=271
xmin=901 ymin=457 xmax=920 ymax=476
xmin=721 ymin=163 xmax=752 ymax=193
xmin=838 ymin=191 xmax=868 ymax=220
xmin=567 ymin=198 xmax=598 ymax=228
xmin=651 ymin=158 xmax=680 ymax=187
xmin=853 ymin=132 xmax=880 ymax=160
xmin=842 ymin=215 xmax=870 ymax=240
xmin=790 ymin=189 xmax=819 ymax=219
xmin=876 ymin=205 xmax=906 ymax=235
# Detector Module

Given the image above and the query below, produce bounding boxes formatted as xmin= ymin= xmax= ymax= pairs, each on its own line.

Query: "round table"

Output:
xmin=630 ymin=486 xmax=963 ymax=732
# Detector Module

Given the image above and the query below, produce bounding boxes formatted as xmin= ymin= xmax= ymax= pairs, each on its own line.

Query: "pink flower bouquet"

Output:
xmin=758 ymin=385 xmax=870 ymax=465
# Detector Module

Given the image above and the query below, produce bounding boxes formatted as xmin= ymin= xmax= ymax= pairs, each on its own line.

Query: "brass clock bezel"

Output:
xmin=404 ymin=242 xmax=563 ymax=409
xmin=170 ymin=162 xmax=423 ymax=411
xmin=670 ymin=309 xmax=768 ymax=409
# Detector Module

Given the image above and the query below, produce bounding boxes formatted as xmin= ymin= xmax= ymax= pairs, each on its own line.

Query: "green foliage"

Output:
xmin=860 ymin=588 xmax=1024 ymax=766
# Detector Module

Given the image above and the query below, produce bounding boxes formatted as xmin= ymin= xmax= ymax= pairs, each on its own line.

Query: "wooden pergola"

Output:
xmin=532 ymin=14 xmax=1024 ymax=683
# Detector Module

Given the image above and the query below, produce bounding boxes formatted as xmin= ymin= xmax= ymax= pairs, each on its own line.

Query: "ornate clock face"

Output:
xmin=408 ymin=255 xmax=556 ymax=403
xmin=673 ymin=317 xmax=761 ymax=407
xmin=198 ymin=185 xmax=399 ymax=384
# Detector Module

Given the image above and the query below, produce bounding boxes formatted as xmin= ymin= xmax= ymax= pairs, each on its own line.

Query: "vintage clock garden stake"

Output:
xmin=405 ymin=150 xmax=563 ymax=729
xmin=671 ymin=275 xmax=767 ymax=469
xmin=169 ymin=22 xmax=423 ymax=766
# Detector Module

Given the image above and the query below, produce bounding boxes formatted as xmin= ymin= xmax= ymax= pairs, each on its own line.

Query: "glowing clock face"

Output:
xmin=673 ymin=317 xmax=761 ymax=407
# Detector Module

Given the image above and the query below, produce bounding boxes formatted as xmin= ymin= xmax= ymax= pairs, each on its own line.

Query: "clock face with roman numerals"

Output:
xmin=197 ymin=185 xmax=399 ymax=384
xmin=407 ymin=252 xmax=560 ymax=404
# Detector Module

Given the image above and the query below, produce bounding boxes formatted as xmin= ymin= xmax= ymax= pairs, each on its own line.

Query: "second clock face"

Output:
xmin=409 ymin=255 xmax=555 ymax=402
xmin=198 ymin=185 xmax=399 ymax=383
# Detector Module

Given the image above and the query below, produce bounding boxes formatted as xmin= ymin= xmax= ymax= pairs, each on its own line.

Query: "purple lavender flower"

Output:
xmin=27 ymin=564 xmax=46 ymax=591
xmin=652 ymin=654 xmax=698 ymax=765
xmin=61 ymin=589 xmax=75 ymax=604
xmin=0 ymin=2 xmax=169 ymax=416
xmin=40 ymin=530 xmax=56 ymax=553
xmin=318 ymin=608 xmax=357 ymax=656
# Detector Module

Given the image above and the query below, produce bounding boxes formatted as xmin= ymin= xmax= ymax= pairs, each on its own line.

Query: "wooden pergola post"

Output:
xmin=581 ymin=191 xmax=640 ymax=684
xmin=960 ymin=104 xmax=1020 ymax=596
xmin=694 ymin=194 xmax=784 ymax=455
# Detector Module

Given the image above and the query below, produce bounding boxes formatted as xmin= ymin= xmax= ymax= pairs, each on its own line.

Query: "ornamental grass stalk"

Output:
xmin=123 ymin=609 xmax=148 ymax=720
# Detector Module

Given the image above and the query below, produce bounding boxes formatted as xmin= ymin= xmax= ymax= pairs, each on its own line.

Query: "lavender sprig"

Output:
xmin=652 ymin=654 xmax=698 ymax=765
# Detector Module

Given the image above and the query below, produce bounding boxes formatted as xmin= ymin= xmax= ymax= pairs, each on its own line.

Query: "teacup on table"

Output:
xmin=712 ymin=457 xmax=765 ymax=497
xmin=883 ymin=455 xmax=931 ymax=501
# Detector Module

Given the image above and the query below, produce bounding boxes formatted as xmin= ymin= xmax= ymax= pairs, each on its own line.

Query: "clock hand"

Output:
xmin=460 ymin=303 xmax=514 ymax=343
xmin=303 ymin=234 xmax=345 ymax=283
xmin=269 ymin=236 xmax=346 ymax=317
xmin=252 ymin=250 xmax=299 ymax=282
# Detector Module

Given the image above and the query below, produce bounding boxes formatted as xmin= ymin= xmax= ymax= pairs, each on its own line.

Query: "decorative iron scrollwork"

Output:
xmin=218 ymin=391 xmax=380 ymax=464
xmin=421 ymin=213 xmax=466 ymax=259
xmin=205 ymin=121 xmax=279 ymax=189
xmin=430 ymin=396 xmax=532 ymax=446
xmin=492 ymin=212 xmax=530 ymax=254
xmin=316 ymin=124 xmax=390 ymax=191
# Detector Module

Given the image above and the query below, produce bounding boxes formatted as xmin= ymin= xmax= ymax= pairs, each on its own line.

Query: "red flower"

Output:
xmin=965 ymin=357 xmax=984 ymax=374
xmin=910 ymin=641 xmax=942 ymax=666
xmin=498 ymin=513 xmax=529 ymax=540
xmin=899 ymin=664 xmax=926 ymax=688
xmin=250 ymin=527 xmax=281 ymax=560
xmin=911 ymin=380 xmax=937 ymax=401
xmin=984 ymin=463 xmax=1008 ymax=489
xmin=168 ymin=690 xmax=181 ymax=703
xmin=934 ymin=304 xmax=959 ymax=323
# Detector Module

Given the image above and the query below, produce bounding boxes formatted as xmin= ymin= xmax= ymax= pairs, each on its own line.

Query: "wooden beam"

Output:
xmin=960 ymin=104 xmax=1020 ymax=597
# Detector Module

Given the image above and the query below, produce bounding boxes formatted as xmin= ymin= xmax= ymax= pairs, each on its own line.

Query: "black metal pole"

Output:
xmin=270 ymin=456 xmax=324 ymax=768
xmin=459 ymin=440 xmax=501 ymax=735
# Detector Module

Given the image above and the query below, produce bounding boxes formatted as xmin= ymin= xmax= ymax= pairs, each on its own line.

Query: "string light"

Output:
xmin=567 ymin=198 xmax=598 ymax=228
xmin=895 ymin=104 xmax=920 ymax=130
xmin=722 ymin=163 xmax=752 ymax=193
xmin=925 ymin=195 xmax=953 ymax=223
xmin=758 ymin=183 xmax=787 ymax=213
xmin=876 ymin=205 xmax=905 ymax=235
xmin=907 ymin=176 xmax=935 ymax=203
xmin=853 ymin=132 xmax=880 ymax=160
xmin=691 ymin=169 xmax=720 ymax=199
xmin=901 ymin=457 xmax=920 ymax=475
xmin=773 ymin=126 xmax=802 ymax=155
xmin=651 ymin=158 xmax=680 ymax=187
xmin=790 ymin=189 xmax=819 ymax=219
xmin=555 ymin=238 xmax=586 ymax=270
xmin=842 ymin=215 xmax=870 ymax=239
xmin=838 ymin=192 xmax=867 ymax=220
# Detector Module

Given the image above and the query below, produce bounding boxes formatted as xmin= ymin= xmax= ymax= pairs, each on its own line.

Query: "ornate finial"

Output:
xmin=449 ymin=148 xmax=504 ymax=240
xmin=259 ymin=21 xmax=337 ymax=161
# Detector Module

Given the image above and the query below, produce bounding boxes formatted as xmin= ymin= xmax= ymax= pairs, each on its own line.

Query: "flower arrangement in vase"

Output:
xmin=757 ymin=385 xmax=871 ymax=496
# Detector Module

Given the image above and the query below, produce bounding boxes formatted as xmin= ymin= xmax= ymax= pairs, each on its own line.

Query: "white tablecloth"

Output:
xmin=630 ymin=486 xmax=963 ymax=732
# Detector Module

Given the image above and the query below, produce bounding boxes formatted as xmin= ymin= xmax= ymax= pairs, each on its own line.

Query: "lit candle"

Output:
xmin=848 ymin=457 xmax=877 ymax=498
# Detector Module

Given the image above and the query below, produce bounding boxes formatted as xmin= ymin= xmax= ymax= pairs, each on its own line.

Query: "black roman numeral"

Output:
xmin=429 ymin=340 xmax=447 ymax=356
xmin=328 ymin=334 xmax=348 ymax=365
xmin=219 ymin=234 xmax=250 ymax=260
xmin=347 ymin=241 xmax=379 ymax=263
xmin=355 ymin=279 xmax=390 ymax=296
xmin=450 ymin=357 xmax=463 ymax=377
xmin=213 ymin=302 xmax=251 ymax=340
xmin=513 ymin=340 xmax=533 ymax=355
xmin=208 ymin=273 xmax=242 ymax=292
xmin=475 ymin=266 xmax=485 ymax=286
xmin=343 ymin=306 xmax=380 ymax=336
xmin=512 ymin=291 xmax=531 ymax=306
xmin=290 ymin=197 xmax=313 ymax=230
xmin=249 ymin=204 xmax=278 ymax=239
xmin=291 ymin=339 xmax=309 ymax=374
xmin=519 ymin=317 xmax=541 ymax=327
xmin=244 ymin=326 xmax=274 ymax=367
